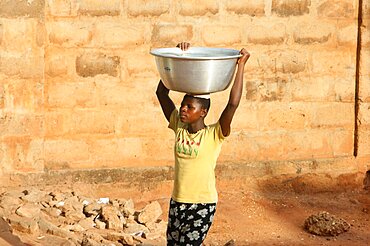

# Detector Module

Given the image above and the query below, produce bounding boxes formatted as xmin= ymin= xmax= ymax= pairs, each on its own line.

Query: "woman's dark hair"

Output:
xmin=184 ymin=94 xmax=211 ymax=111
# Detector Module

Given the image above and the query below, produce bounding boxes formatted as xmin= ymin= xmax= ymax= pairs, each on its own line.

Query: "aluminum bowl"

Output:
xmin=150 ymin=47 xmax=241 ymax=94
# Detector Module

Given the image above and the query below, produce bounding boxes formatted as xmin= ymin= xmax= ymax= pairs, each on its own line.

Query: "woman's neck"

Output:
xmin=187 ymin=120 xmax=206 ymax=134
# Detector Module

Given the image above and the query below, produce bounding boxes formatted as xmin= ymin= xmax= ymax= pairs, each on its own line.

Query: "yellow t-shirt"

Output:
xmin=168 ymin=109 xmax=227 ymax=203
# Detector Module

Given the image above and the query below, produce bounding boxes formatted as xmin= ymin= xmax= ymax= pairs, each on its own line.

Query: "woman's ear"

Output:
xmin=200 ymin=108 xmax=208 ymax=118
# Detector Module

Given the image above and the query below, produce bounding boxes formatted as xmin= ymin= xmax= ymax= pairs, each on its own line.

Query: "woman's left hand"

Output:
xmin=238 ymin=48 xmax=250 ymax=65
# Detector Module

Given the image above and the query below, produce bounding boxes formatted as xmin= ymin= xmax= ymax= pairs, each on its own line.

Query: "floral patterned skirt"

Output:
xmin=166 ymin=198 xmax=217 ymax=246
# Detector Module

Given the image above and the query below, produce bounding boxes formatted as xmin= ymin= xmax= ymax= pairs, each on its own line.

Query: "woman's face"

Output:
xmin=179 ymin=97 xmax=205 ymax=123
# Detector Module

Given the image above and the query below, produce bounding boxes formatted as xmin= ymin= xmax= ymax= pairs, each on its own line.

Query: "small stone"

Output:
xmin=121 ymin=199 xmax=135 ymax=216
xmin=101 ymin=205 xmax=124 ymax=230
xmin=78 ymin=217 xmax=96 ymax=230
xmin=124 ymin=221 xmax=150 ymax=235
xmin=94 ymin=218 xmax=106 ymax=229
xmin=21 ymin=189 xmax=47 ymax=203
xmin=84 ymin=201 xmax=102 ymax=216
xmin=42 ymin=207 xmax=62 ymax=218
xmin=304 ymin=211 xmax=350 ymax=236
xmin=16 ymin=203 xmax=41 ymax=218
xmin=137 ymin=201 xmax=162 ymax=225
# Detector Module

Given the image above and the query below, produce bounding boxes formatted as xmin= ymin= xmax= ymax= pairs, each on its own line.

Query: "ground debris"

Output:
xmin=0 ymin=188 xmax=167 ymax=245
xmin=304 ymin=211 xmax=350 ymax=236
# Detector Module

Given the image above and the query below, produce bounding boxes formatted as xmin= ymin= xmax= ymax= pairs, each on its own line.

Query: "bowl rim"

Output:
xmin=150 ymin=47 xmax=242 ymax=60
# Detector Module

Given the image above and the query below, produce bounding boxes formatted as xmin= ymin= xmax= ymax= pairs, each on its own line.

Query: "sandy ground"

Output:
xmin=1 ymin=174 xmax=369 ymax=246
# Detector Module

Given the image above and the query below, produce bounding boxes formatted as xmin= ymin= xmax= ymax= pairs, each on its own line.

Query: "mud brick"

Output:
xmin=179 ymin=0 xmax=219 ymax=16
xmin=337 ymin=24 xmax=358 ymax=46
xmin=47 ymin=82 xmax=97 ymax=108
xmin=226 ymin=0 xmax=264 ymax=16
xmin=358 ymin=130 xmax=370 ymax=156
xmin=282 ymin=129 xmax=334 ymax=159
xmin=48 ymin=21 xmax=92 ymax=46
xmin=1 ymin=19 xmax=39 ymax=50
xmin=0 ymin=0 xmax=45 ymax=18
xmin=311 ymin=50 xmax=355 ymax=75
xmin=202 ymin=25 xmax=241 ymax=46
xmin=151 ymin=24 xmax=193 ymax=46
xmin=359 ymin=103 xmax=370 ymax=126
xmin=312 ymin=102 xmax=354 ymax=128
xmin=332 ymin=130 xmax=354 ymax=156
xmin=47 ymin=0 xmax=78 ymax=16
xmin=257 ymin=102 xmax=310 ymax=130
xmin=76 ymin=53 xmax=120 ymax=77
xmin=44 ymin=140 xmax=89 ymax=163
xmin=0 ymin=51 xmax=44 ymax=79
xmin=291 ymin=77 xmax=333 ymax=101
xmin=128 ymin=0 xmax=169 ymax=17
xmin=89 ymin=138 xmax=143 ymax=161
xmin=293 ymin=21 xmax=334 ymax=44
xmin=247 ymin=23 xmax=286 ymax=45
xmin=92 ymin=22 xmax=145 ymax=47
xmin=317 ymin=0 xmax=355 ymax=18
xmin=66 ymin=110 xmax=116 ymax=134
xmin=272 ymin=0 xmax=310 ymax=16
xmin=79 ymin=0 xmax=121 ymax=16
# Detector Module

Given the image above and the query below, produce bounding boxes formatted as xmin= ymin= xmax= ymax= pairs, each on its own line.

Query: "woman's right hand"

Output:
xmin=176 ymin=42 xmax=190 ymax=51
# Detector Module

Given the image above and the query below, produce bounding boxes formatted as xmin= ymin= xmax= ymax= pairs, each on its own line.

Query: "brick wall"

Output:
xmin=0 ymin=0 xmax=368 ymax=179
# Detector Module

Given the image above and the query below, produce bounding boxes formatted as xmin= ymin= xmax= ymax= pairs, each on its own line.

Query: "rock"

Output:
xmin=63 ymin=196 xmax=84 ymax=213
xmin=145 ymin=220 xmax=167 ymax=240
xmin=42 ymin=207 xmax=62 ymax=218
xmin=137 ymin=201 xmax=162 ymax=225
xmin=64 ymin=210 xmax=86 ymax=222
xmin=21 ymin=189 xmax=47 ymax=203
xmin=6 ymin=214 xmax=39 ymax=234
xmin=146 ymin=220 xmax=167 ymax=233
xmin=101 ymin=205 xmax=125 ymax=230
xmin=304 ymin=211 xmax=350 ymax=236
xmin=81 ymin=237 xmax=101 ymax=246
xmin=83 ymin=201 xmax=102 ymax=217
xmin=78 ymin=217 xmax=96 ymax=230
xmin=0 ymin=196 xmax=23 ymax=215
xmin=124 ymin=221 xmax=150 ymax=235
xmin=38 ymin=215 xmax=80 ymax=244
xmin=105 ymin=231 xmax=134 ymax=245
xmin=94 ymin=218 xmax=106 ymax=229
xmin=63 ymin=223 xmax=85 ymax=232
xmin=15 ymin=203 xmax=41 ymax=218
xmin=120 ymin=199 xmax=135 ymax=217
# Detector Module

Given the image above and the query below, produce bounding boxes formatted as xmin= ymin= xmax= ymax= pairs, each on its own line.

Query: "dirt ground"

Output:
xmin=1 ymin=173 xmax=370 ymax=246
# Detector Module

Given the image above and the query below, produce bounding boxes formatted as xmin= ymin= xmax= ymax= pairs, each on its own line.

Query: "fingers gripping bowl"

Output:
xmin=150 ymin=47 xmax=242 ymax=94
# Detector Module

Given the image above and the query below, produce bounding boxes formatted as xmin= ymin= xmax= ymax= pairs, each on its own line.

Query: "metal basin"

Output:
xmin=150 ymin=47 xmax=241 ymax=94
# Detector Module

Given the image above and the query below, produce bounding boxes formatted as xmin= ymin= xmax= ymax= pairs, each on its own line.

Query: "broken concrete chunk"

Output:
xmin=94 ymin=218 xmax=106 ymax=229
xmin=6 ymin=214 xmax=39 ymax=234
xmin=42 ymin=207 xmax=62 ymax=218
xmin=137 ymin=201 xmax=162 ymax=225
xmin=124 ymin=221 xmax=150 ymax=235
xmin=105 ymin=231 xmax=134 ymax=246
xmin=121 ymin=199 xmax=135 ymax=216
xmin=15 ymin=203 xmax=41 ymax=218
xmin=101 ymin=205 xmax=124 ymax=230
xmin=78 ymin=217 xmax=96 ymax=230
xmin=64 ymin=210 xmax=86 ymax=223
xmin=21 ymin=189 xmax=47 ymax=203
xmin=83 ymin=201 xmax=102 ymax=217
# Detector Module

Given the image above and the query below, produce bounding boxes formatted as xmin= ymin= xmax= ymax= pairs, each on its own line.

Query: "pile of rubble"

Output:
xmin=304 ymin=211 xmax=350 ymax=236
xmin=0 ymin=188 xmax=167 ymax=245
